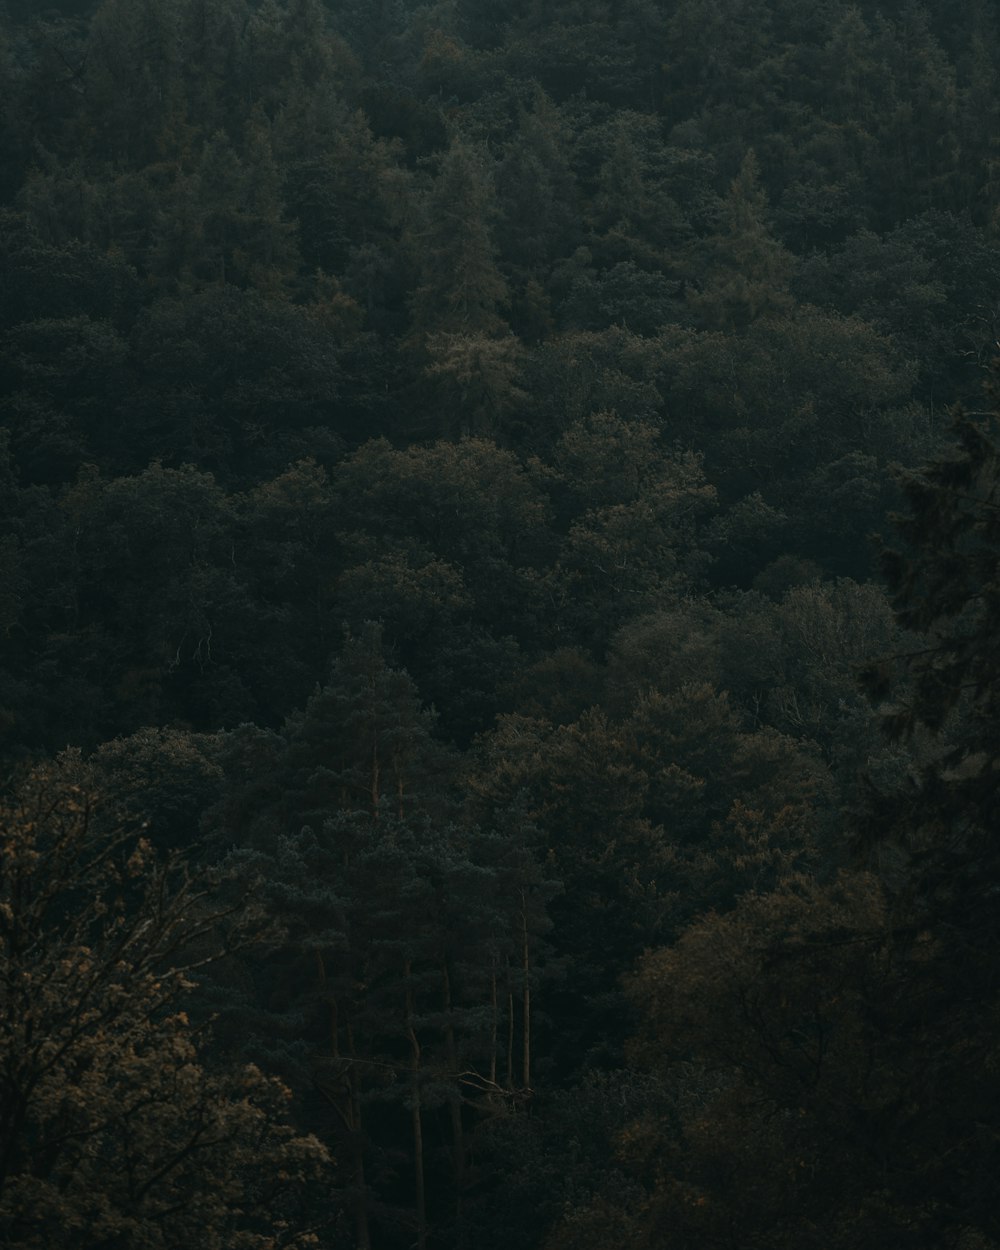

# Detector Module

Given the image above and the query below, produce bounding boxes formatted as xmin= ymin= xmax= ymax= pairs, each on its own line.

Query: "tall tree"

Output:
xmin=686 ymin=150 xmax=794 ymax=331
xmin=408 ymin=135 xmax=509 ymax=340
xmin=856 ymin=401 xmax=1000 ymax=1245
xmin=82 ymin=0 xmax=185 ymax=166
xmin=0 ymin=762 xmax=331 ymax=1249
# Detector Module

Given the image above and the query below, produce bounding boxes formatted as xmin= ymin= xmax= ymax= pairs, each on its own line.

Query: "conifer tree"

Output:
xmin=211 ymin=626 xmax=557 ymax=1249
xmin=856 ymin=400 xmax=1000 ymax=1244
xmin=83 ymin=0 xmax=185 ymax=166
xmin=863 ymin=406 xmax=1000 ymax=934
xmin=409 ymin=135 xmax=509 ymax=340
xmin=496 ymin=88 xmax=579 ymax=273
xmin=687 ymin=150 xmax=794 ymax=331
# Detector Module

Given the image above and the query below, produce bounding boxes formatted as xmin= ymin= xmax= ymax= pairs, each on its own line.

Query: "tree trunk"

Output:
xmin=404 ymin=961 xmax=427 ymax=1250
xmin=489 ymin=965 xmax=498 ymax=1088
xmin=442 ymin=960 xmax=466 ymax=1248
xmin=505 ymin=959 xmax=515 ymax=1091
xmin=521 ymin=893 xmax=531 ymax=1093
xmin=346 ymin=1017 xmax=371 ymax=1250
xmin=315 ymin=950 xmax=339 ymax=1058
xmin=370 ymin=735 xmax=380 ymax=819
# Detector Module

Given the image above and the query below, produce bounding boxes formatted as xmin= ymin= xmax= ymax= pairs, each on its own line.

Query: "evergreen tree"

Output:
xmin=687 ymin=150 xmax=794 ymax=331
xmin=82 ymin=0 xmax=185 ymax=166
xmin=856 ymin=399 xmax=1000 ymax=1244
xmin=408 ymin=135 xmax=509 ymax=340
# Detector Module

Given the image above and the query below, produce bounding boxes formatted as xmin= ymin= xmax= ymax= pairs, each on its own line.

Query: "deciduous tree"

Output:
xmin=0 ymin=763 xmax=331 ymax=1249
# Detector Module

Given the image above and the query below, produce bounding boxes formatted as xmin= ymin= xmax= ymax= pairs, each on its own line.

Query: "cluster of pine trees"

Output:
xmin=3 ymin=0 xmax=1000 ymax=1246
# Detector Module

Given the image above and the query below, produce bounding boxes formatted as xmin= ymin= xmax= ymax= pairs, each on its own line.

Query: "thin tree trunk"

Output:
xmin=521 ymin=894 xmax=531 ymax=1093
xmin=404 ymin=961 xmax=426 ymax=1250
xmin=315 ymin=950 xmax=339 ymax=1058
xmin=488 ymin=965 xmax=498 ymax=1088
xmin=346 ymin=1016 xmax=371 ymax=1250
xmin=505 ymin=958 xmax=515 ymax=1091
xmin=411 ymin=1095 xmax=426 ymax=1250
xmin=370 ymin=735 xmax=380 ymax=818
xmin=442 ymin=960 xmax=465 ymax=1248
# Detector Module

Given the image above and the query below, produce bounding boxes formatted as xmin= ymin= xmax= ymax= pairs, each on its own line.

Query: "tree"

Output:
xmin=56 ymin=460 xmax=257 ymax=735
xmin=495 ymin=88 xmax=580 ymax=275
xmin=658 ymin=306 xmax=921 ymax=579
xmin=170 ymin=123 xmax=299 ymax=290
xmin=329 ymin=436 xmax=552 ymax=737
xmin=423 ymin=330 xmax=528 ymax=438
xmin=545 ymin=411 xmax=716 ymax=649
xmin=279 ymin=106 xmax=396 ymax=278
xmin=863 ymin=405 xmax=1000 ymax=945
xmin=0 ymin=315 xmax=129 ymax=485
xmin=611 ymin=871 xmax=898 ymax=1250
xmin=854 ymin=401 xmax=1000 ymax=1245
xmin=795 ymin=211 xmax=1000 ymax=408
xmin=500 ymin=1 xmax=646 ymax=105
xmin=407 ymin=135 xmax=509 ymax=342
xmin=209 ymin=628 xmax=555 ymax=1250
xmin=579 ymin=111 xmax=692 ymax=271
xmin=125 ymin=285 xmax=342 ymax=483
xmin=82 ymin=0 xmax=185 ymax=167
xmin=674 ymin=578 xmax=900 ymax=774
xmin=0 ymin=762 xmax=331 ymax=1249
xmin=521 ymin=326 xmax=668 ymax=451
xmin=82 ymin=726 xmax=227 ymax=853
xmin=868 ymin=6 xmax=961 ymax=225
xmin=686 ymin=150 xmax=794 ymax=332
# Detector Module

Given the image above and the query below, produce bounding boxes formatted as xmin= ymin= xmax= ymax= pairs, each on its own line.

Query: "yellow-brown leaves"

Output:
xmin=0 ymin=765 xmax=332 ymax=1248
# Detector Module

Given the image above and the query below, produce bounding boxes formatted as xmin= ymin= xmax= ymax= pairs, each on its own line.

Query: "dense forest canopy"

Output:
xmin=2 ymin=0 xmax=1000 ymax=1246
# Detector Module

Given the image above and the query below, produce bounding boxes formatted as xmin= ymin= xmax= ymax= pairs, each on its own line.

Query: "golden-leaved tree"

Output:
xmin=0 ymin=762 xmax=331 ymax=1250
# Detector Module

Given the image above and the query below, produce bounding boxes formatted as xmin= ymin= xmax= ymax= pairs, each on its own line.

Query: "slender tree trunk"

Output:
xmin=315 ymin=950 xmax=339 ymax=1058
xmin=370 ymin=735 xmax=380 ymax=819
xmin=442 ymin=960 xmax=466 ymax=1248
xmin=347 ymin=1017 xmax=371 ymax=1250
xmin=521 ymin=894 xmax=531 ymax=1093
xmin=404 ymin=961 xmax=426 ymax=1250
xmin=318 ymin=951 xmax=370 ymax=1246
xmin=488 ymin=964 xmax=498 ymax=1088
xmin=505 ymin=956 xmax=515 ymax=1091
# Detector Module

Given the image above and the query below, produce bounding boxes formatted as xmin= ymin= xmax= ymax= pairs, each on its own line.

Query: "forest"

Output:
xmin=2 ymin=0 xmax=1000 ymax=1246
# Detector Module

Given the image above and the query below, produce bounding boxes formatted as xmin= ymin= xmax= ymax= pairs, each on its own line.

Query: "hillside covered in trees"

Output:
xmin=3 ymin=1 xmax=1000 ymax=1246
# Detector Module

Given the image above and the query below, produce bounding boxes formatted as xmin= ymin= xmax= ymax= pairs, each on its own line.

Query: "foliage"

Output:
xmin=0 ymin=763 xmax=331 ymax=1249
xmin=4 ymin=0 xmax=1000 ymax=1245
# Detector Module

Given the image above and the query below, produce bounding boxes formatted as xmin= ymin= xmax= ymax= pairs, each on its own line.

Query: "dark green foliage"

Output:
xmin=5 ymin=0 xmax=1000 ymax=1244
xmin=862 ymin=407 xmax=1000 ymax=949
xmin=125 ymin=287 xmax=343 ymax=482
xmin=203 ymin=628 xmax=558 ymax=1249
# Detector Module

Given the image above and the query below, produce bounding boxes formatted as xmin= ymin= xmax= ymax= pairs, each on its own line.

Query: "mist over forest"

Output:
xmin=3 ymin=1 xmax=1000 ymax=1247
